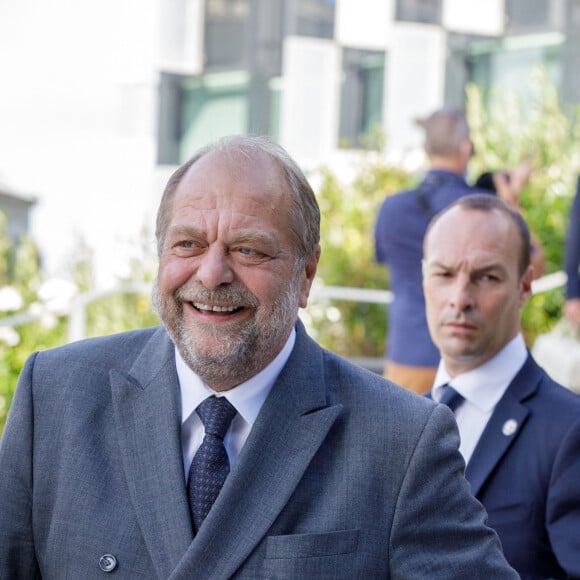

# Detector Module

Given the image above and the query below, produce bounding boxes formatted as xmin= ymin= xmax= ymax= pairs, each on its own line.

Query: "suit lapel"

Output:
xmin=169 ymin=323 xmax=343 ymax=580
xmin=465 ymin=355 xmax=539 ymax=496
xmin=110 ymin=328 xmax=193 ymax=580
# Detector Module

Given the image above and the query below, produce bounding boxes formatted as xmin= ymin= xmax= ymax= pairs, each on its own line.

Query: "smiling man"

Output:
xmin=152 ymin=145 xmax=317 ymax=391
xmin=0 ymin=137 xmax=518 ymax=579
xmin=423 ymin=194 xmax=580 ymax=578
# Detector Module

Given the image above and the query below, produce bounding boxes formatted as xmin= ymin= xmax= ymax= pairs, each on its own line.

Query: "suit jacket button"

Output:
xmin=99 ymin=554 xmax=118 ymax=573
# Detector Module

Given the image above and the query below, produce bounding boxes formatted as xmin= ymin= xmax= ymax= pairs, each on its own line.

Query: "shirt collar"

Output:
xmin=433 ymin=333 xmax=528 ymax=412
xmin=176 ymin=328 xmax=296 ymax=428
xmin=424 ymin=169 xmax=468 ymax=185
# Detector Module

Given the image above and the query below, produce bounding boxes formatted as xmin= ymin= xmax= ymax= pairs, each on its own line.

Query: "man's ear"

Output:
xmin=519 ymin=264 xmax=534 ymax=307
xmin=460 ymin=138 xmax=474 ymax=161
xmin=299 ymin=245 xmax=321 ymax=309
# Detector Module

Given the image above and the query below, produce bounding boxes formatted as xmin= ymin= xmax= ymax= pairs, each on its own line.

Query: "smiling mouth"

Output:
xmin=191 ymin=302 xmax=244 ymax=314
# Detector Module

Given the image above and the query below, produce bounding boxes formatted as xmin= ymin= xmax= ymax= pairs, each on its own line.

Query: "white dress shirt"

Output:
xmin=176 ymin=329 xmax=296 ymax=480
xmin=432 ymin=333 xmax=528 ymax=464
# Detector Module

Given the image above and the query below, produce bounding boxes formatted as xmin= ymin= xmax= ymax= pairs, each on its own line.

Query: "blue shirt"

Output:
xmin=374 ymin=169 xmax=491 ymax=366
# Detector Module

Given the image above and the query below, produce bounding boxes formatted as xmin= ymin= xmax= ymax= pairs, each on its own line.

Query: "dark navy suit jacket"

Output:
xmin=462 ymin=355 xmax=580 ymax=578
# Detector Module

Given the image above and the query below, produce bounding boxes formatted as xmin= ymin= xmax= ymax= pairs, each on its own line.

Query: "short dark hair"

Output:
xmin=424 ymin=194 xmax=531 ymax=276
xmin=155 ymin=135 xmax=320 ymax=265
xmin=419 ymin=108 xmax=470 ymax=157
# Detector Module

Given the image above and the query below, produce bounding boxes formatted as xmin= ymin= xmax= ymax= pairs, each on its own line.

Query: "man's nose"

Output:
xmin=196 ymin=246 xmax=234 ymax=289
xmin=448 ymin=277 xmax=475 ymax=311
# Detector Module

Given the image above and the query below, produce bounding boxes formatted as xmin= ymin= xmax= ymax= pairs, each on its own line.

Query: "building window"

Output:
xmin=158 ymin=71 xmax=250 ymax=165
xmin=157 ymin=70 xmax=281 ymax=165
xmin=205 ymin=0 xmax=250 ymax=70
xmin=505 ymin=0 xmax=565 ymax=33
xmin=464 ymin=34 xmax=563 ymax=108
xmin=339 ymin=49 xmax=385 ymax=149
xmin=395 ymin=0 xmax=442 ymax=25
xmin=286 ymin=0 xmax=336 ymax=38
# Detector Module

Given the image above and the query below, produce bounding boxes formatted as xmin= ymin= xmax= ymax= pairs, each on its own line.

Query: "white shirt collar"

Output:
xmin=433 ymin=333 xmax=528 ymax=412
xmin=176 ymin=328 xmax=296 ymax=428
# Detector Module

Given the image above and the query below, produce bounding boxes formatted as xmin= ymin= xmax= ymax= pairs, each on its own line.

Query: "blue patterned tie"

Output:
xmin=439 ymin=384 xmax=465 ymax=413
xmin=187 ymin=396 xmax=237 ymax=532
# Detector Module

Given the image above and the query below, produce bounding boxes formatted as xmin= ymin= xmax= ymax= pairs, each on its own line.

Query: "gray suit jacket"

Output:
xmin=0 ymin=323 xmax=517 ymax=578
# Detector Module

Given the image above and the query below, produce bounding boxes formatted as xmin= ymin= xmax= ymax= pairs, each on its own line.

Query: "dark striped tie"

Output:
xmin=187 ymin=396 xmax=237 ymax=532
xmin=439 ymin=384 xmax=465 ymax=413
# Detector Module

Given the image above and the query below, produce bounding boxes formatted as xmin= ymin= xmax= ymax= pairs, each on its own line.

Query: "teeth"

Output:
xmin=193 ymin=303 xmax=239 ymax=313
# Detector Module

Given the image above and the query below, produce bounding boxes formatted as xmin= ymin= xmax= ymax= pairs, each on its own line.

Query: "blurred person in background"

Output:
xmin=423 ymin=193 xmax=580 ymax=579
xmin=564 ymin=175 xmax=580 ymax=324
xmin=0 ymin=135 xmax=518 ymax=578
xmin=374 ymin=107 xmax=542 ymax=394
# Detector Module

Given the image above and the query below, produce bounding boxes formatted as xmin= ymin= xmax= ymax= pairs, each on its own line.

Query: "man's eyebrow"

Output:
xmin=472 ymin=263 xmax=505 ymax=274
xmin=231 ymin=231 xmax=278 ymax=245
xmin=166 ymin=226 xmax=280 ymax=249
xmin=167 ymin=224 xmax=204 ymax=238
xmin=425 ymin=261 xmax=506 ymax=273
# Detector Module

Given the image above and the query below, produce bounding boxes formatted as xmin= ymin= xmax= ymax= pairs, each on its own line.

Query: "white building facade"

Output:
xmin=0 ymin=0 xmax=577 ymax=286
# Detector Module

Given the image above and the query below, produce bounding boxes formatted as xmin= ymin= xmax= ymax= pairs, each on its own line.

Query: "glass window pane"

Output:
xmin=467 ymin=37 xmax=562 ymax=110
xmin=287 ymin=0 xmax=336 ymax=38
xmin=339 ymin=49 xmax=385 ymax=149
xmin=396 ymin=0 xmax=442 ymax=24
xmin=505 ymin=0 xmax=566 ymax=32
xmin=205 ymin=0 xmax=250 ymax=69
xmin=180 ymin=73 xmax=250 ymax=161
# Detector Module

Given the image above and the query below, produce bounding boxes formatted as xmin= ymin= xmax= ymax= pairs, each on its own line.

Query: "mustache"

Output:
xmin=174 ymin=284 xmax=260 ymax=308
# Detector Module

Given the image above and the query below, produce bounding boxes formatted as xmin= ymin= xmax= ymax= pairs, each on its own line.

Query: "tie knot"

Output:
xmin=197 ymin=396 xmax=236 ymax=439
xmin=438 ymin=385 xmax=465 ymax=412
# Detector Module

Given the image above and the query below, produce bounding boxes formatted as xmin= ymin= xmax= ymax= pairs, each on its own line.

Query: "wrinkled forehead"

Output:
xmin=174 ymin=148 xmax=291 ymax=210
xmin=425 ymin=206 xmax=520 ymax=263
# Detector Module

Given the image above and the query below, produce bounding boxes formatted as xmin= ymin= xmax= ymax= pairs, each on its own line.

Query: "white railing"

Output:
xmin=0 ymin=271 xmax=569 ymax=345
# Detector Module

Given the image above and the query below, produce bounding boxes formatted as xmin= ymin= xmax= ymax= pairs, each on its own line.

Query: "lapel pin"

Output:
xmin=502 ymin=419 xmax=518 ymax=436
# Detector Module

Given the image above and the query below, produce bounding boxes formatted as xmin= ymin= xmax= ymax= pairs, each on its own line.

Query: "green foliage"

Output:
xmin=0 ymin=317 xmax=69 ymax=427
xmin=84 ymin=224 xmax=159 ymax=339
xmin=307 ymin=68 xmax=579 ymax=357
xmin=85 ymin=291 xmax=159 ymax=339
xmin=0 ymin=225 xmax=70 ymax=433
xmin=0 ymin=225 xmax=159 ymax=434
xmin=305 ymin=160 xmax=413 ymax=357
xmin=467 ymin=67 xmax=580 ymax=339
xmin=1 ymin=68 xmax=578 ymax=433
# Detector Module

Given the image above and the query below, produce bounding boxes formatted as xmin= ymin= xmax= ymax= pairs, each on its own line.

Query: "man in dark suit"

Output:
xmin=423 ymin=193 xmax=580 ymax=578
xmin=564 ymin=175 xmax=580 ymax=324
xmin=374 ymin=107 xmax=543 ymax=395
xmin=0 ymin=136 xmax=518 ymax=578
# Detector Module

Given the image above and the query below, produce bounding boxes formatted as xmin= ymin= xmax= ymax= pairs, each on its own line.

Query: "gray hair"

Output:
xmin=155 ymin=135 xmax=320 ymax=265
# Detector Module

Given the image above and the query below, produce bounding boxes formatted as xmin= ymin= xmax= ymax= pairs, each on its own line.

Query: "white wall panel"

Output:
xmin=385 ymin=24 xmax=447 ymax=157
xmin=158 ymin=0 xmax=204 ymax=73
xmin=279 ymin=37 xmax=341 ymax=170
xmin=335 ymin=0 xmax=395 ymax=50
xmin=443 ymin=0 xmax=505 ymax=36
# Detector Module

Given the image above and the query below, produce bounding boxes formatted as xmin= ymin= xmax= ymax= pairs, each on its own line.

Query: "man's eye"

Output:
xmin=173 ymin=240 xmax=203 ymax=253
xmin=235 ymin=247 xmax=272 ymax=261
